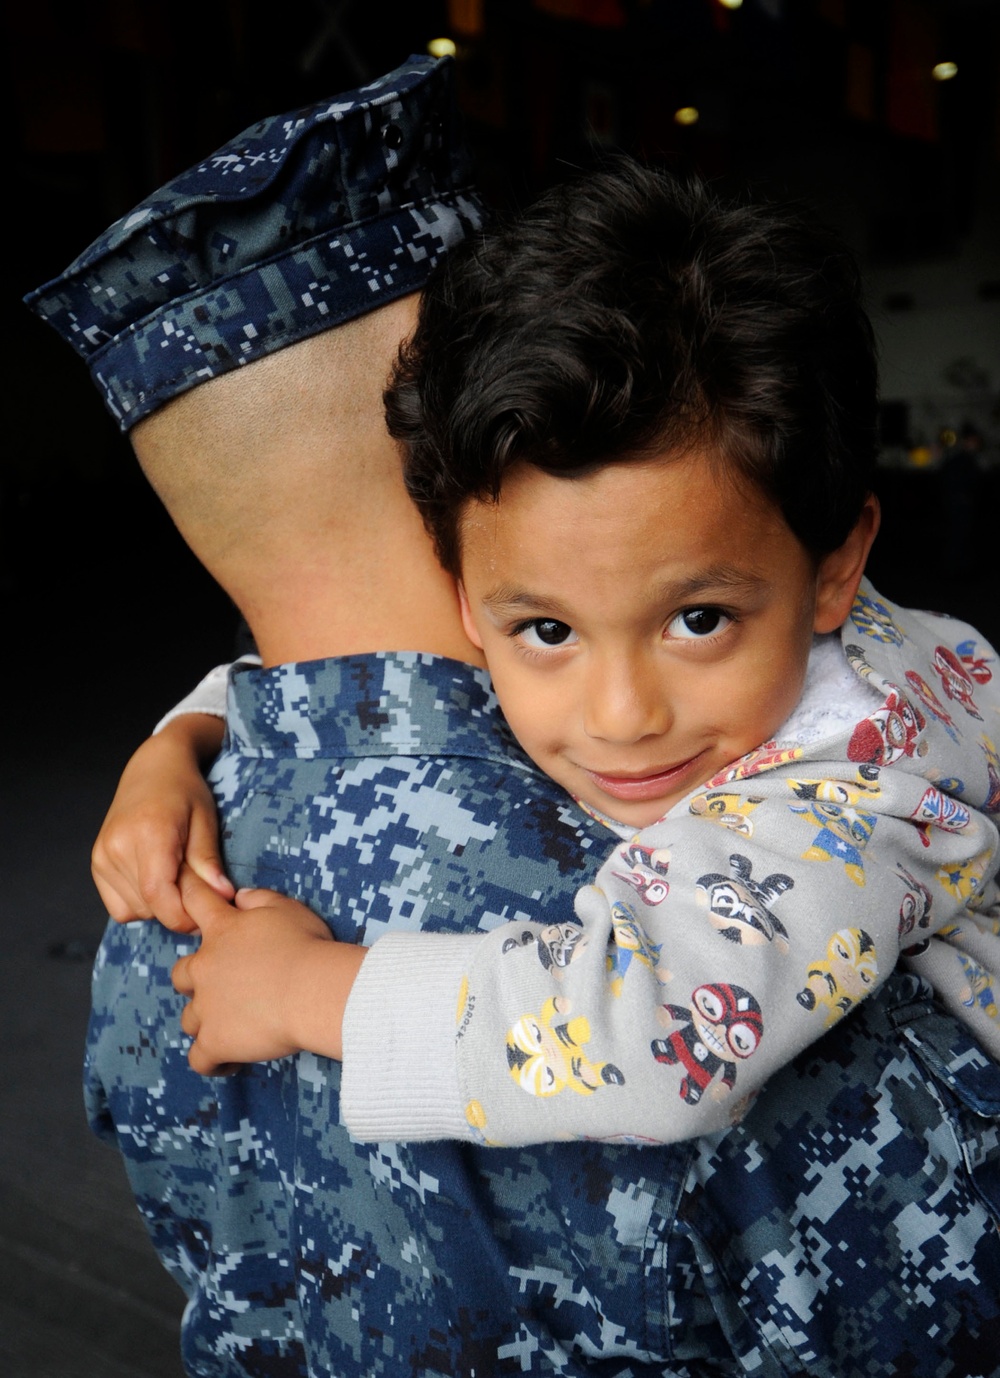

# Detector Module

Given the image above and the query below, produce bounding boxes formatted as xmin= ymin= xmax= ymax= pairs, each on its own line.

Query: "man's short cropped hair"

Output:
xmin=386 ymin=157 xmax=879 ymax=575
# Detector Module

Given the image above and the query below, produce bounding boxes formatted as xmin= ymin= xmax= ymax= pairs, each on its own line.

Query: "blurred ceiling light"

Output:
xmin=674 ymin=106 xmax=700 ymax=126
xmin=932 ymin=61 xmax=958 ymax=81
xmin=427 ymin=37 xmax=458 ymax=58
xmin=719 ymin=0 xmax=744 ymax=9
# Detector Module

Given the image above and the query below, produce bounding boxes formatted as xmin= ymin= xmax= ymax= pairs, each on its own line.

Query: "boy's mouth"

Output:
xmin=584 ymin=754 xmax=706 ymax=803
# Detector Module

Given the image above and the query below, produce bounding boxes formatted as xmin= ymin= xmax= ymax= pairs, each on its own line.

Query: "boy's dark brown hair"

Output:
xmin=386 ymin=157 xmax=878 ymax=576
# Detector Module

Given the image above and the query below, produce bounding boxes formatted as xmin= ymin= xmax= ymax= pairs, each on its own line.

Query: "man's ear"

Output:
xmin=813 ymin=494 xmax=881 ymax=634
xmin=458 ymin=582 xmax=486 ymax=651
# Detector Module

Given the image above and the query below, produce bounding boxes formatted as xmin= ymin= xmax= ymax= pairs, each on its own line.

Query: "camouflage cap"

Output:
xmin=24 ymin=55 xmax=485 ymax=431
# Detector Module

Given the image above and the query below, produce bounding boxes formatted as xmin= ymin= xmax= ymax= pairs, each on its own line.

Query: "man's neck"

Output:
xmin=235 ymin=520 xmax=484 ymax=670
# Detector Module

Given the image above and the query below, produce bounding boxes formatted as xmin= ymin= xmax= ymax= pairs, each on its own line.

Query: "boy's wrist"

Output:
xmin=290 ymin=940 xmax=366 ymax=1062
xmin=155 ymin=712 xmax=225 ymax=768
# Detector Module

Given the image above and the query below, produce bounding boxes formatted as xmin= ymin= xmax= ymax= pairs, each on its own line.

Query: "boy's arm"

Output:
xmin=167 ymin=762 xmax=998 ymax=1142
xmin=92 ymin=662 xmax=244 ymax=931
xmin=341 ymin=760 xmax=999 ymax=1145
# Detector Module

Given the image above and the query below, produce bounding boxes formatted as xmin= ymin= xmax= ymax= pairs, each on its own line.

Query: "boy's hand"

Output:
xmin=172 ymin=870 xmax=365 ymax=1075
xmin=92 ymin=715 xmax=232 ymax=933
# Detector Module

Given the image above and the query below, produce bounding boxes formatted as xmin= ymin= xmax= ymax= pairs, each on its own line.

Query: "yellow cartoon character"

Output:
xmin=797 ymin=928 xmax=878 ymax=1025
xmin=789 ymin=798 xmax=877 ymax=886
xmin=786 ymin=770 xmax=881 ymax=808
xmin=506 ymin=996 xmax=625 ymax=1098
xmin=849 ymin=593 xmax=904 ymax=646
xmin=936 ymin=851 xmax=990 ymax=903
xmin=956 ymin=953 xmax=998 ymax=1021
xmin=688 ymin=790 xmax=764 ymax=838
xmin=606 ymin=900 xmax=672 ymax=996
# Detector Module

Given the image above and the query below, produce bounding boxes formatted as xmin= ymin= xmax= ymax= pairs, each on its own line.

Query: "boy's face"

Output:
xmin=458 ymin=453 xmax=866 ymax=828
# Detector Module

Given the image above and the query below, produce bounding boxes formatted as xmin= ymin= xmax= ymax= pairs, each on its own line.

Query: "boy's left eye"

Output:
xmin=517 ymin=619 xmax=579 ymax=649
xmin=667 ymin=607 xmax=731 ymax=640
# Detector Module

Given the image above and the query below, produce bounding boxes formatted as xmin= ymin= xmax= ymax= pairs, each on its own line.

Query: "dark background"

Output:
xmin=2 ymin=2 xmax=998 ymax=1374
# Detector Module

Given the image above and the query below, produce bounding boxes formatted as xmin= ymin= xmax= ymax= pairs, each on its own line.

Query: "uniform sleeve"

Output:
xmin=341 ymin=757 xmax=999 ymax=1145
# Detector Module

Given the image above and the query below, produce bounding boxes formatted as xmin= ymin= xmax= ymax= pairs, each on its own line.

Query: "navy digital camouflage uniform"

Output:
xmin=87 ymin=652 xmax=1000 ymax=1376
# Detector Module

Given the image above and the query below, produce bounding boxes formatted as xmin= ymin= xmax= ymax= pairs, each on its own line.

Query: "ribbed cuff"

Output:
xmin=340 ymin=931 xmax=479 ymax=1142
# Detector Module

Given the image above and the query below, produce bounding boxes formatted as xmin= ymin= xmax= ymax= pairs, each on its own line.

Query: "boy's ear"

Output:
xmin=813 ymin=494 xmax=881 ymax=634
xmin=457 ymin=582 xmax=486 ymax=651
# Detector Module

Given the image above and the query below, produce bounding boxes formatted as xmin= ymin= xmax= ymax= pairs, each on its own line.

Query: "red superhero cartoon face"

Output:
xmin=904 ymin=670 xmax=957 ymax=738
xmin=612 ymin=842 xmax=670 ymax=905
xmin=847 ymin=690 xmax=926 ymax=766
xmin=691 ymin=983 xmax=763 ymax=1060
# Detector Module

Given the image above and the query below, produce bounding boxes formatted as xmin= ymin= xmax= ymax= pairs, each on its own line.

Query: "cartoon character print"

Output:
xmin=789 ymin=795 xmax=877 ymax=887
xmin=983 ymin=738 xmax=1000 ymax=817
xmin=651 ymin=983 xmax=763 ymax=1105
xmin=956 ymin=637 xmax=994 ymax=686
xmin=849 ymin=593 xmax=905 ymax=646
xmin=933 ymin=645 xmax=982 ymax=719
xmin=501 ymin=922 xmax=589 ymax=976
xmin=847 ymin=689 xmax=927 ymax=768
xmin=909 ymin=785 xmax=971 ymax=843
xmin=606 ymin=901 xmax=671 ymax=996
xmin=844 ymin=642 xmax=880 ymax=685
xmin=936 ymin=852 xmax=990 ymax=904
xmin=688 ymin=790 xmax=764 ymax=838
xmin=506 ymin=996 xmax=625 ymax=1099
xmin=895 ymin=863 xmax=933 ymax=947
xmin=611 ymin=842 xmax=670 ymax=905
xmin=797 ymin=928 xmax=878 ymax=1025
xmin=786 ymin=770 xmax=881 ymax=808
xmin=707 ymin=743 xmax=802 ymax=787
xmin=904 ymin=670 xmax=959 ymax=742
xmin=956 ymin=953 xmax=998 ymax=1021
xmin=695 ymin=853 xmax=793 ymax=953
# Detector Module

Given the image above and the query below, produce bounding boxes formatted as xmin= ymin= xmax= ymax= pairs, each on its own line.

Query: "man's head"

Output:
xmin=27 ymin=55 xmax=484 ymax=433
xmin=26 ymin=56 xmax=487 ymax=666
xmin=386 ymin=159 xmax=880 ymax=824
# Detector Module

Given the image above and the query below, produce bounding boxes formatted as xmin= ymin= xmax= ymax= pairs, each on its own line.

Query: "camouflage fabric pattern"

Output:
xmin=25 ymin=56 xmax=484 ymax=430
xmin=86 ymin=653 xmax=1000 ymax=1375
xmin=682 ymin=971 xmax=1000 ymax=1377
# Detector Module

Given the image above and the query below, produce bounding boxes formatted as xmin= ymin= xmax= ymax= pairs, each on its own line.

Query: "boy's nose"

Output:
xmin=583 ymin=656 xmax=671 ymax=745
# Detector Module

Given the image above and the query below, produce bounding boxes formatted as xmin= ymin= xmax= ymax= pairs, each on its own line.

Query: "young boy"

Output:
xmin=109 ymin=162 xmax=999 ymax=1148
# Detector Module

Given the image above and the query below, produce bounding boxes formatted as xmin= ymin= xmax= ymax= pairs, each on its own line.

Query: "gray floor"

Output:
xmin=1 ymin=724 xmax=187 ymax=1376
xmin=2 ymin=471 xmax=235 ymax=1376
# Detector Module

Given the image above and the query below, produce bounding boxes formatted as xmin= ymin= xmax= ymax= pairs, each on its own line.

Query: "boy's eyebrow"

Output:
xmin=659 ymin=566 xmax=771 ymax=601
xmin=481 ymin=586 xmax=572 ymax=618
xmin=480 ymin=566 xmax=769 ymax=618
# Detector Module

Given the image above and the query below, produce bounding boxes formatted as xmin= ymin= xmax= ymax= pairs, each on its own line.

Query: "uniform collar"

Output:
xmin=225 ymin=651 xmax=528 ymax=767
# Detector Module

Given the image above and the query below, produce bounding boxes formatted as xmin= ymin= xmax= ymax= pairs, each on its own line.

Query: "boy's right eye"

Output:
xmin=516 ymin=619 xmax=578 ymax=649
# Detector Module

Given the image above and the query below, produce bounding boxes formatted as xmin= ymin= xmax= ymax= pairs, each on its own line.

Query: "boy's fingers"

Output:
xmin=188 ymin=1045 xmax=239 ymax=1078
xmin=176 ymin=999 xmax=241 ymax=1078
xmin=93 ymin=870 xmax=147 ymax=923
xmin=178 ymin=866 xmax=235 ymax=930
xmin=233 ymin=886 xmax=284 ymax=912
xmin=139 ymin=873 xmax=198 ymax=933
xmin=186 ymin=813 xmax=235 ymax=899
xmin=172 ymin=955 xmax=194 ymax=996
